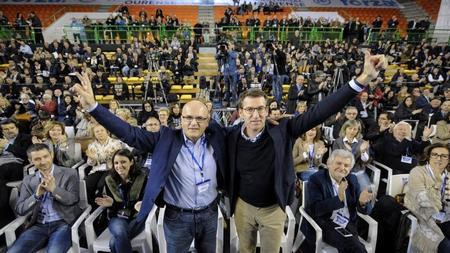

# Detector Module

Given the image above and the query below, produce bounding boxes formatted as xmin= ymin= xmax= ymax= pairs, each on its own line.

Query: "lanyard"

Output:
xmin=185 ymin=141 xmax=206 ymax=179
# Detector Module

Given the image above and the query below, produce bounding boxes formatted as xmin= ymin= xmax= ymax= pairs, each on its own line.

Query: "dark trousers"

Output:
xmin=319 ymin=220 xmax=367 ymax=253
xmin=0 ymin=162 xmax=23 ymax=226
xmin=438 ymin=221 xmax=450 ymax=253
xmin=85 ymin=170 xmax=107 ymax=208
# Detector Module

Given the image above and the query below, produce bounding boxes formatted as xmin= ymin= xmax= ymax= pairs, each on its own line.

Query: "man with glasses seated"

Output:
xmin=72 ymin=72 xmax=227 ymax=253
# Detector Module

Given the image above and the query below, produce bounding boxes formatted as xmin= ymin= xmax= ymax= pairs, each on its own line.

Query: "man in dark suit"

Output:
xmin=72 ymin=73 xmax=227 ymax=253
xmin=0 ymin=118 xmax=32 ymax=227
xmin=301 ymin=149 xmax=373 ymax=253
xmin=8 ymin=144 xmax=80 ymax=253
xmin=227 ymin=52 xmax=386 ymax=253
xmin=286 ymin=74 xmax=310 ymax=114
xmin=430 ymin=100 xmax=449 ymax=124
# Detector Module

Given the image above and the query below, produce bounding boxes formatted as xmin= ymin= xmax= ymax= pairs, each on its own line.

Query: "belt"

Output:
xmin=165 ymin=199 xmax=218 ymax=214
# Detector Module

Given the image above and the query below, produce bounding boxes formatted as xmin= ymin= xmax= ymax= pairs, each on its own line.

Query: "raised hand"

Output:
xmin=359 ymin=188 xmax=374 ymax=206
xmin=357 ymin=51 xmax=388 ymax=85
xmin=70 ymin=72 xmax=96 ymax=110
xmin=338 ymin=179 xmax=348 ymax=201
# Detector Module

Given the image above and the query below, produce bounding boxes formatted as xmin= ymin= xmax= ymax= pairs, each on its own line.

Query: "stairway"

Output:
xmin=198 ymin=6 xmax=217 ymax=45
xmin=197 ymin=52 xmax=218 ymax=73
xmin=398 ymin=0 xmax=434 ymax=24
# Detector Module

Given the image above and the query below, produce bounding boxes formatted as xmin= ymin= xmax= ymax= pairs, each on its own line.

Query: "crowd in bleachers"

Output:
xmin=0 ymin=3 xmax=449 ymax=253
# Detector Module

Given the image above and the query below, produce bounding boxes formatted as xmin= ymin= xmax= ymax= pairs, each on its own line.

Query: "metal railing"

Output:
xmin=0 ymin=25 xmax=36 ymax=43
xmin=61 ymin=24 xmax=345 ymax=44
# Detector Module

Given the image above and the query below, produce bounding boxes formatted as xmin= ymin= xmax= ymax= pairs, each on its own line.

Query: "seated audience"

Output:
xmin=0 ymin=119 xmax=32 ymax=226
xmin=292 ymin=125 xmax=327 ymax=181
xmin=42 ymin=121 xmax=82 ymax=167
xmin=8 ymin=144 xmax=80 ymax=253
xmin=95 ymin=149 xmax=147 ymax=253
xmin=373 ymin=121 xmax=432 ymax=174
xmin=85 ymin=124 xmax=125 ymax=206
xmin=301 ymin=149 xmax=373 ymax=253
xmin=405 ymin=143 xmax=450 ymax=253
xmin=333 ymin=120 xmax=371 ymax=189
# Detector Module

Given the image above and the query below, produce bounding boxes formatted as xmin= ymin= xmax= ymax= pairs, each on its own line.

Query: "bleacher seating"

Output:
xmin=1 ymin=5 xmax=100 ymax=27
xmin=416 ymin=0 xmax=441 ymax=21
xmin=213 ymin=6 xmax=293 ymax=24
xmin=310 ymin=7 xmax=407 ymax=33
xmin=109 ymin=5 xmax=199 ymax=26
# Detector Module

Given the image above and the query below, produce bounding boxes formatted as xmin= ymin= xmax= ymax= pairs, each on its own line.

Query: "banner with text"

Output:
xmin=0 ymin=0 xmax=402 ymax=7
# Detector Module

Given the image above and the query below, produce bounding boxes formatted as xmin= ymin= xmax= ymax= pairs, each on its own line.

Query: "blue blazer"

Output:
xmin=301 ymin=169 xmax=367 ymax=242
xmin=227 ymin=83 xmax=362 ymax=215
xmin=89 ymin=106 xmax=227 ymax=221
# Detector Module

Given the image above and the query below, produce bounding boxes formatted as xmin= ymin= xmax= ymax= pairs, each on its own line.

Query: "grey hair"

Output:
xmin=327 ymin=149 xmax=355 ymax=168
xmin=393 ymin=121 xmax=412 ymax=132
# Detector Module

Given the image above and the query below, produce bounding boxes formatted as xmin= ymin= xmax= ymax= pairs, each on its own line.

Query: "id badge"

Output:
xmin=144 ymin=157 xmax=152 ymax=168
xmin=433 ymin=212 xmax=446 ymax=223
xmin=401 ymin=156 xmax=413 ymax=164
xmin=333 ymin=211 xmax=350 ymax=228
xmin=196 ymin=179 xmax=211 ymax=193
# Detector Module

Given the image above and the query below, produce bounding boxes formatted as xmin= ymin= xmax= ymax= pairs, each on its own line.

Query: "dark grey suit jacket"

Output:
xmin=15 ymin=165 xmax=81 ymax=225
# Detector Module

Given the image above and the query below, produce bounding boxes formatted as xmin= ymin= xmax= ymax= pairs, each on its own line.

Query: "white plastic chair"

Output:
xmin=366 ymin=164 xmax=381 ymax=197
xmin=157 ymin=205 xmax=224 ymax=253
xmin=372 ymin=161 xmax=393 ymax=194
xmin=85 ymin=205 xmax=157 ymax=253
xmin=387 ymin=174 xmax=409 ymax=197
xmin=229 ymin=206 xmax=296 ymax=253
xmin=4 ymin=180 xmax=92 ymax=253
xmin=322 ymin=125 xmax=335 ymax=144
xmin=297 ymin=181 xmax=378 ymax=253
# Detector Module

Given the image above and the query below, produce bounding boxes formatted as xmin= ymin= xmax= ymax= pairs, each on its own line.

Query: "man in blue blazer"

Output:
xmin=73 ymin=72 xmax=227 ymax=253
xmin=301 ymin=149 xmax=373 ymax=253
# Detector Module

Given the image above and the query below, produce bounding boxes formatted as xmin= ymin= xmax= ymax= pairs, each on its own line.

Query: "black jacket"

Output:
xmin=227 ymin=82 xmax=361 ymax=215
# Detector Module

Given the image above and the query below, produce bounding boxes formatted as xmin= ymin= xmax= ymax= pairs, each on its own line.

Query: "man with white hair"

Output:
xmin=301 ymin=149 xmax=374 ymax=253
xmin=374 ymin=121 xmax=432 ymax=174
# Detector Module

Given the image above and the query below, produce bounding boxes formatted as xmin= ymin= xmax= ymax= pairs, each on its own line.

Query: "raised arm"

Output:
xmin=288 ymin=52 xmax=387 ymax=139
xmin=71 ymin=72 xmax=160 ymax=152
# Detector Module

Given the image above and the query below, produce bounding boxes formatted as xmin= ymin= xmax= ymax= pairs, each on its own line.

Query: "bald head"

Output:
xmin=181 ymin=100 xmax=210 ymax=143
xmin=182 ymin=100 xmax=209 ymax=116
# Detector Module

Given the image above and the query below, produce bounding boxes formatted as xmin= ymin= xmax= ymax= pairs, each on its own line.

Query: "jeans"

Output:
xmin=108 ymin=217 xmax=146 ymax=253
xmin=164 ymin=205 xmax=218 ymax=253
xmin=7 ymin=220 xmax=71 ymax=253
xmin=224 ymin=74 xmax=238 ymax=104
xmin=271 ymin=75 xmax=286 ymax=103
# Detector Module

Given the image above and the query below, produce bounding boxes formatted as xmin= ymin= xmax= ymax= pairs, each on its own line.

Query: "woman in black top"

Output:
xmin=95 ymin=149 xmax=148 ymax=253
xmin=394 ymin=95 xmax=427 ymax=122
xmin=137 ymin=100 xmax=157 ymax=125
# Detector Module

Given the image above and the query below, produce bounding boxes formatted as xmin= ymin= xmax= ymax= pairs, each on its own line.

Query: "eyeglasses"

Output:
xmin=182 ymin=116 xmax=208 ymax=124
xmin=242 ymin=106 xmax=266 ymax=115
xmin=430 ymin=152 xmax=450 ymax=160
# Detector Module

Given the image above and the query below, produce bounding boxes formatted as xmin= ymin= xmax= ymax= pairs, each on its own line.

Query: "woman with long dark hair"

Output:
xmin=95 ymin=149 xmax=147 ymax=253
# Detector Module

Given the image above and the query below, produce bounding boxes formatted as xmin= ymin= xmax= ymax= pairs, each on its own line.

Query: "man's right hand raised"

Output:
xmin=71 ymin=72 xmax=96 ymax=110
